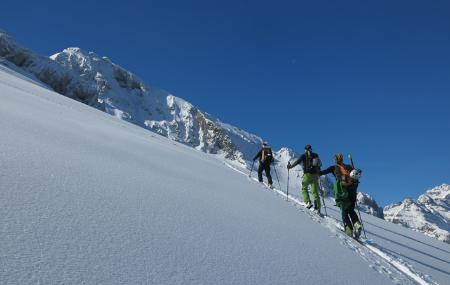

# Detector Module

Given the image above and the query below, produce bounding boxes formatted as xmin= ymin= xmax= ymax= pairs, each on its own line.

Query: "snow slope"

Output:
xmin=226 ymin=161 xmax=450 ymax=285
xmin=0 ymin=31 xmax=390 ymax=220
xmin=1 ymin=59 xmax=450 ymax=284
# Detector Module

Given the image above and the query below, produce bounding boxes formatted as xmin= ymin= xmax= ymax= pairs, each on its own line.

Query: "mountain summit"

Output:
xmin=0 ymin=31 xmax=263 ymax=163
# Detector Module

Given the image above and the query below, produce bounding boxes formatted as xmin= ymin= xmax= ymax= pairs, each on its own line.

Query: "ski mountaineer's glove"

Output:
xmin=287 ymin=162 xmax=291 ymax=169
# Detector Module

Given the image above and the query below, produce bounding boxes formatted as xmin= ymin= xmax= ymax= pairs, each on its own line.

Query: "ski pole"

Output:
xmin=355 ymin=200 xmax=368 ymax=239
xmin=249 ymin=160 xmax=255 ymax=178
xmin=286 ymin=169 xmax=290 ymax=201
xmin=318 ymin=177 xmax=327 ymax=216
xmin=273 ymin=165 xmax=282 ymax=190
xmin=348 ymin=154 xmax=355 ymax=169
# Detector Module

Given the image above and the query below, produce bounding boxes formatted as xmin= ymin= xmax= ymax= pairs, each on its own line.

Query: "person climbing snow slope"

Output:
xmin=287 ymin=144 xmax=322 ymax=214
xmin=253 ymin=142 xmax=274 ymax=188
xmin=321 ymin=153 xmax=362 ymax=238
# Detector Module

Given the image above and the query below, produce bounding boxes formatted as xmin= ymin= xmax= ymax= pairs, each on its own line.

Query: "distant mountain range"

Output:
xmin=1 ymin=31 xmax=447 ymax=243
xmin=384 ymin=184 xmax=450 ymax=243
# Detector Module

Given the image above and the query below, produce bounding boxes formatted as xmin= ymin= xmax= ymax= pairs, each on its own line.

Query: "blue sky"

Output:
xmin=1 ymin=0 xmax=449 ymax=205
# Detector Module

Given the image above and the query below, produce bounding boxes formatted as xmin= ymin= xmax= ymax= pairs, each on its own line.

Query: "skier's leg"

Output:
xmin=342 ymin=207 xmax=353 ymax=236
xmin=265 ymin=164 xmax=273 ymax=185
xmin=348 ymin=204 xmax=360 ymax=224
xmin=346 ymin=188 xmax=360 ymax=224
xmin=348 ymin=203 xmax=362 ymax=238
xmin=311 ymin=175 xmax=321 ymax=210
xmin=301 ymin=174 xmax=311 ymax=204
xmin=257 ymin=164 xmax=264 ymax=182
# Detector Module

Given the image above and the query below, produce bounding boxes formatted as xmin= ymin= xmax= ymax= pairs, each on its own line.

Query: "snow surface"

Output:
xmin=1 ymin=57 xmax=450 ymax=284
xmin=0 ymin=31 xmax=393 ymax=221
xmin=225 ymin=163 xmax=450 ymax=285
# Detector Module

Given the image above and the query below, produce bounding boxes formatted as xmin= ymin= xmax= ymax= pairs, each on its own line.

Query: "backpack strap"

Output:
xmin=305 ymin=151 xmax=311 ymax=170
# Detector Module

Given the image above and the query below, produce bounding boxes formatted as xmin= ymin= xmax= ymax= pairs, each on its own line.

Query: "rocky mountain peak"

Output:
xmin=357 ymin=192 xmax=384 ymax=219
xmin=384 ymin=184 xmax=450 ymax=244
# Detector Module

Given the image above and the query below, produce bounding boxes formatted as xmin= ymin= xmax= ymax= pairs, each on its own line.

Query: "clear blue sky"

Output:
xmin=2 ymin=0 xmax=449 ymax=206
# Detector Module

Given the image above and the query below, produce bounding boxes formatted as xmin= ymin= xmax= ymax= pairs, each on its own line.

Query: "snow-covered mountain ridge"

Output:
xmin=0 ymin=31 xmax=327 ymax=192
xmin=384 ymin=184 xmax=450 ymax=244
xmin=0 ymin=31 xmax=261 ymax=164
xmin=0 ymin=31 xmax=425 ymax=224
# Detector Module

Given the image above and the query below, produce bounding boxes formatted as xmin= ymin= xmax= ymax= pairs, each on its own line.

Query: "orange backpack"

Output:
xmin=336 ymin=164 xmax=350 ymax=181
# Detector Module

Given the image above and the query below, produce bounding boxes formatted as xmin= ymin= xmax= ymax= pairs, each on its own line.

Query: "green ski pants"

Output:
xmin=302 ymin=173 xmax=320 ymax=209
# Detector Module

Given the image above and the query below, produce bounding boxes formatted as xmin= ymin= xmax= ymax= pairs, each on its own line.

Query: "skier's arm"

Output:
xmin=289 ymin=154 xmax=304 ymax=168
xmin=320 ymin=166 xmax=335 ymax=176
xmin=253 ymin=150 xmax=262 ymax=161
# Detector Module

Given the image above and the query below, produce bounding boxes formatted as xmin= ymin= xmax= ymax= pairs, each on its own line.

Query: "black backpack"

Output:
xmin=304 ymin=151 xmax=321 ymax=172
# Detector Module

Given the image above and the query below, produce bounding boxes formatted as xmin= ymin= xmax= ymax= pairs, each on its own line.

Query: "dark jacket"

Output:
xmin=253 ymin=147 xmax=273 ymax=165
xmin=290 ymin=151 xmax=320 ymax=174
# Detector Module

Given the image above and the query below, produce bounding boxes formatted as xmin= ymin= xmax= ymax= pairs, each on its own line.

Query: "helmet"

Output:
xmin=350 ymin=169 xmax=362 ymax=180
xmin=304 ymin=144 xmax=312 ymax=151
xmin=262 ymin=141 xmax=268 ymax=147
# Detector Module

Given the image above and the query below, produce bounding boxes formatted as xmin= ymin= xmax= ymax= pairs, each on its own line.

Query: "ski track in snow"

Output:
xmin=224 ymin=162 xmax=439 ymax=285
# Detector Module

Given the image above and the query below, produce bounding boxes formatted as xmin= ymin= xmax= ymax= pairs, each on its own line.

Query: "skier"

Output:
xmin=253 ymin=142 xmax=274 ymax=188
xmin=287 ymin=144 xmax=322 ymax=214
xmin=320 ymin=153 xmax=362 ymax=238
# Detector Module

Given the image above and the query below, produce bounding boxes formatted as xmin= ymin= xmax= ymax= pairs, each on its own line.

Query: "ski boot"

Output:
xmin=313 ymin=201 xmax=321 ymax=215
xmin=344 ymin=226 xmax=353 ymax=237
xmin=354 ymin=222 xmax=362 ymax=239
xmin=305 ymin=201 xmax=313 ymax=209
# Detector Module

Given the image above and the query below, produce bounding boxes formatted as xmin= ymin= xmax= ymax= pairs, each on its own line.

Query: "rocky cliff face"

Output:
xmin=0 ymin=32 xmax=263 ymax=163
xmin=0 ymin=35 xmax=97 ymax=102
xmin=384 ymin=184 xmax=450 ymax=244
xmin=357 ymin=192 xmax=384 ymax=219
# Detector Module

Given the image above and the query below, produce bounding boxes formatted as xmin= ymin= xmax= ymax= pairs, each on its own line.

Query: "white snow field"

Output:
xmin=0 ymin=65 xmax=449 ymax=285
